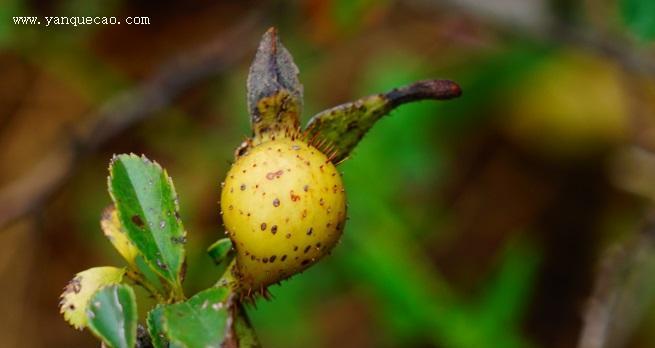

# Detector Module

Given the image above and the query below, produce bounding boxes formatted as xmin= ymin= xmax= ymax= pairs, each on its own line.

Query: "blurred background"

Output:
xmin=2 ymin=0 xmax=655 ymax=347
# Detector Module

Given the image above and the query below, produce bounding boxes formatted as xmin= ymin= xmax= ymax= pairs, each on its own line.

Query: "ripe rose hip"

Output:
xmin=221 ymin=135 xmax=346 ymax=291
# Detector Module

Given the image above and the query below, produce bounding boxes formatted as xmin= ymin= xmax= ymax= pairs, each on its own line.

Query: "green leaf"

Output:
xmin=159 ymin=287 xmax=231 ymax=348
xmin=108 ymin=154 xmax=187 ymax=299
xmin=247 ymin=27 xmax=303 ymax=140
xmin=147 ymin=305 xmax=168 ymax=348
xmin=59 ymin=266 xmax=126 ymax=330
xmin=86 ymin=284 xmax=138 ymax=348
xmin=207 ymin=238 xmax=235 ymax=267
xmin=621 ymin=0 xmax=655 ymax=40
xmin=305 ymin=80 xmax=461 ymax=163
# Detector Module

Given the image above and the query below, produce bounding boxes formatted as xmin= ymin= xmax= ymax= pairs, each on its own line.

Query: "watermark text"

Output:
xmin=12 ymin=16 xmax=150 ymax=27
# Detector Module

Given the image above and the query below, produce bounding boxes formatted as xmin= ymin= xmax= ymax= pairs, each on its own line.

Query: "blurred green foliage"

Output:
xmin=621 ymin=0 xmax=655 ymax=40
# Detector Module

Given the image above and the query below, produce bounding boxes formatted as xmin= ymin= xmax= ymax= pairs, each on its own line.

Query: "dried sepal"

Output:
xmin=247 ymin=27 xmax=303 ymax=140
xmin=59 ymin=266 xmax=126 ymax=330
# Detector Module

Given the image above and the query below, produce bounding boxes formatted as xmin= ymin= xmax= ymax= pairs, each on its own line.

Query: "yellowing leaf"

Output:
xmin=101 ymin=205 xmax=139 ymax=268
xmin=59 ymin=266 xmax=126 ymax=330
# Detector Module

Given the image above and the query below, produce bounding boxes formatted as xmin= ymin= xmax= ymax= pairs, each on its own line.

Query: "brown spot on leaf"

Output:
xmin=64 ymin=277 xmax=82 ymax=295
xmin=131 ymin=215 xmax=144 ymax=227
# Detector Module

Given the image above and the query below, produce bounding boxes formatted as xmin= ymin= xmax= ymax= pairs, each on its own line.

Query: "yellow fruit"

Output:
xmin=220 ymin=135 xmax=346 ymax=293
xmin=504 ymin=51 xmax=628 ymax=158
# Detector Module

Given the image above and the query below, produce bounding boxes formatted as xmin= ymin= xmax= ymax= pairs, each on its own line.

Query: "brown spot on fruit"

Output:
xmin=260 ymin=223 xmax=267 ymax=231
xmin=271 ymin=225 xmax=278 ymax=234
xmin=290 ymin=191 xmax=300 ymax=202
xmin=273 ymin=198 xmax=280 ymax=207
xmin=266 ymin=170 xmax=284 ymax=180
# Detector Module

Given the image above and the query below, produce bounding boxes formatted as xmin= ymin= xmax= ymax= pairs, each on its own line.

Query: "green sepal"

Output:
xmin=207 ymin=238 xmax=235 ymax=267
xmin=305 ymin=80 xmax=461 ymax=163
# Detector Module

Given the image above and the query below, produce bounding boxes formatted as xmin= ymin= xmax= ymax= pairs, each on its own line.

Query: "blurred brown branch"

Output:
xmin=408 ymin=0 xmax=655 ymax=76
xmin=578 ymin=220 xmax=655 ymax=348
xmin=0 ymin=10 xmax=266 ymax=229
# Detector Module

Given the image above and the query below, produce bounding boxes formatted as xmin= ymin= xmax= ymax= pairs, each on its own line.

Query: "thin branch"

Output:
xmin=0 ymin=10 xmax=266 ymax=229
xmin=578 ymin=219 xmax=655 ymax=348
